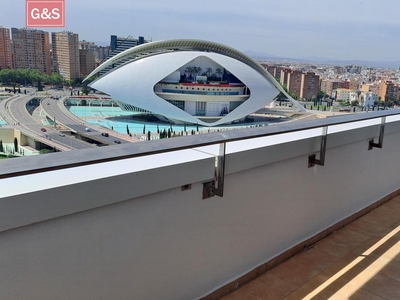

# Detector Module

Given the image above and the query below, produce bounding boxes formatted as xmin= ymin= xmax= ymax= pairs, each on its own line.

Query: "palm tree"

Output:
xmin=184 ymin=67 xmax=191 ymax=78
xmin=206 ymin=68 xmax=212 ymax=78
xmin=215 ymin=68 xmax=222 ymax=80
xmin=196 ymin=67 xmax=202 ymax=77
xmin=189 ymin=66 xmax=196 ymax=81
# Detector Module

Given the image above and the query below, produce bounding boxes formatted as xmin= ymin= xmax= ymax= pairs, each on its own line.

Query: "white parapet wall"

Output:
xmin=1 ymin=113 xmax=400 ymax=299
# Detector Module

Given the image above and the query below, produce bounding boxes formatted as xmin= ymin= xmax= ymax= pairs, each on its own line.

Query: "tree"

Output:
xmin=143 ymin=124 xmax=146 ymax=134
xmin=37 ymin=78 xmax=43 ymax=91
xmin=147 ymin=131 xmax=151 ymax=141
xmin=215 ymin=68 xmax=223 ymax=80
xmin=351 ymin=100 xmax=359 ymax=107
xmin=196 ymin=67 xmax=202 ymax=78
xmin=81 ymin=83 xmax=90 ymax=95
xmin=0 ymin=140 xmax=3 ymax=153
xmin=13 ymin=137 xmax=18 ymax=152
xmin=184 ymin=67 xmax=191 ymax=79
xmin=206 ymin=68 xmax=213 ymax=78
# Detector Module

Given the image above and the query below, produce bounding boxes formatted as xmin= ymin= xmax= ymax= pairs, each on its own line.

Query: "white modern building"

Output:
xmin=362 ymin=92 xmax=378 ymax=107
xmin=85 ymin=39 xmax=305 ymax=127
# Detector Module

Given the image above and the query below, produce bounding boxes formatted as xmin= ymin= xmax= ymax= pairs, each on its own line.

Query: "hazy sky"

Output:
xmin=2 ymin=0 xmax=400 ymax=62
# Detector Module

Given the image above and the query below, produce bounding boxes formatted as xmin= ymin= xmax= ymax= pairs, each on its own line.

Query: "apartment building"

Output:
xmin=369 ymin=81 xmax=387 ymax=101
xmin=100 ymin=35 xmax=147 ymax=76
xmin=320 ymin=80 xmax=350 ymax=97
xmin=385 ymin=81 xmax=399 ymax=101
xmin=0 ymin=27 xmax=12 ymax=69
xmin=52 ymin=31 xmax=80 ymax=80
xmin=11 ymin=28 xmax=51 ymax=74
xmin=300 ymin=72 xmax=320 ymax=100
xmin=286 ymin=70 xmax=303 ymax=98
xmin=332 ymin=88 xmax=357 ymax=102
xmin=79 ymin=49 xmax=95 ymax=78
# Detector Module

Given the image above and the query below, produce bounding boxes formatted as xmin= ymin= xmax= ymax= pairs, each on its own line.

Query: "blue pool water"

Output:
xmin=66 ymin=106 xmax=274 ymax=135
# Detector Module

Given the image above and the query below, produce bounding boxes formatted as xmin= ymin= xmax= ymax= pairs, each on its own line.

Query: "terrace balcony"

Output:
xmin=1 ymin=109 xmax=400 ymax=300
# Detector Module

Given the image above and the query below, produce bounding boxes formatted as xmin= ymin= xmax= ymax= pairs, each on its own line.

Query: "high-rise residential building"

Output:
xmin=52 ymin=31 xmax=80 ymax=80
xmin=385 ymin=81 xmax=399 ymax=101
xmin=78 ymin=40 xmax=96 ymax=76
xmin=79 ymin=49 xmax=95 ymax=78
xmin=279 ymin=68 xmax=291 ymax=86
xmin=300 ymin=72 xmax=320 ymax=100
xmin=79 ymin=40 xmax=95 ymax=50
xmin=261 ymin=64 xmax=276 ymax=77
xmin=286 ymin=70 xmax=303 ymax=98
xmin=11 ymin=28 xmax=51 ymax=74
xmin=100 ymin=35 xmax=147 ymax=75
xmin=94 ymin=46 xmax=110 ymax=63
xmin=78 ymin=40 xmax=110 ymax=66
xmin=369 ymin=81 xmax=387 ymax=101
xmin=0 ymin=27 xmax=12 ymax=70
xmin=109 ymin=35 xmax=146 ymax=53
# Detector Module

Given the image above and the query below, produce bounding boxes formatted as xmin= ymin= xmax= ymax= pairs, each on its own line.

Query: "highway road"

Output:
xmin=41 ymin=92 xmax=134 ymax=145
xmin=5 ymin=94 xmax=87 ymax=150
xmin=1 ymin=88 xmax=136 ymax=152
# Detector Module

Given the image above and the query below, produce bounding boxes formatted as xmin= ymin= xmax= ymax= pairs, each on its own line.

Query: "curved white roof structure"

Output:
xmin=86 ymin=39 xmax=305 ymax=126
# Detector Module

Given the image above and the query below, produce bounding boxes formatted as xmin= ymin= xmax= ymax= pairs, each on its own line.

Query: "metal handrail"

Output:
xmin=1 ymin=109 xmax=399 ymax=180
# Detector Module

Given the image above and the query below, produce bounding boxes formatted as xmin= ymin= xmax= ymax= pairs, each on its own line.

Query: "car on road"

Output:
xmin=85 ymin=128 xmax=91 ymax=132
xmin=114 ymin=140 xmax=121 ymax=144
xmin=41 ymin=128 xmax=46 ymax=132
xmin=101 ymin=132 xmax=109 ymax=137
xmin=59 ymin=133 xmax=65 ymax=137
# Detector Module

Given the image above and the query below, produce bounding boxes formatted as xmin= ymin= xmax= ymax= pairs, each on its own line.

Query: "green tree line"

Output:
xmin=0 ymin=69 xmax=64 ymax=86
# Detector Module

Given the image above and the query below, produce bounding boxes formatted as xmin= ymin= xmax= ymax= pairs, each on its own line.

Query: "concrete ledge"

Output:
xmin=0 ymin=150 xmax=215 ymax=233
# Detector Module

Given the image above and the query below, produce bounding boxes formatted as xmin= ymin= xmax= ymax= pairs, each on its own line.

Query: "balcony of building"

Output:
xmin=218 ymin=195 xmax=400 ymax=300
xmin=1 ymin=109 xmax=400 ymax=300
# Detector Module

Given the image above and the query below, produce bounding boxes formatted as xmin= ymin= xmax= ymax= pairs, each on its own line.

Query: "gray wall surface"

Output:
xmin=1 ymin=118 xmax=400 ymax=300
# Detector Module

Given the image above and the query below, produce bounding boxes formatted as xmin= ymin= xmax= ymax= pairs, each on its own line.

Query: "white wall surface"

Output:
xmin=185 ymin=100 xmax=196 ymax=115
xmin=1 ymin=119 xmax=400 ymax=300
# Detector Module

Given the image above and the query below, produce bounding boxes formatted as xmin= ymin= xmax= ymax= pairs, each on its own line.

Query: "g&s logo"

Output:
xmin=26 ymin=0 xmax=65 ymax=27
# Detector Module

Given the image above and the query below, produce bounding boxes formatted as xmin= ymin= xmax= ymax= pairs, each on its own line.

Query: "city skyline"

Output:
xmin=1 ymin=0 xmax=400 ymax=64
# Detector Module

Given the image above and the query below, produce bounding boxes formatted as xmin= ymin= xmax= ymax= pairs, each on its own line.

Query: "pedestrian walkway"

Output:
xmin=220 ymin=196 xmax=400 ymax=300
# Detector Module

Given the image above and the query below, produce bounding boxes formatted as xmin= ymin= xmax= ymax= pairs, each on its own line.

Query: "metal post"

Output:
xmin=309 ymin=126 xmax=328 ymax=167
xmin=369 ymin=117 xmax=385 ymax=150
xmin=212 ymin=142 xmax=226 ymax=197
xmin=203 ymin=142 xmax=226 ymax=199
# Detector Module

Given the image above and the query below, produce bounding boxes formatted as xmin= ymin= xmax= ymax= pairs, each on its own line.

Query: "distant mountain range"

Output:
xmin=244 ymin=50 xmax=400 ymax=69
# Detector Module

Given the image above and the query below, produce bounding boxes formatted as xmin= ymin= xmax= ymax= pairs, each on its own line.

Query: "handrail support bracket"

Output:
xmin=203 ymin=143 xmax=226 ymax=199
xmin=369 ymin=117 xmax=386 ymax=150
xmin=309 ymin=126 xmax=328 ymax=168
